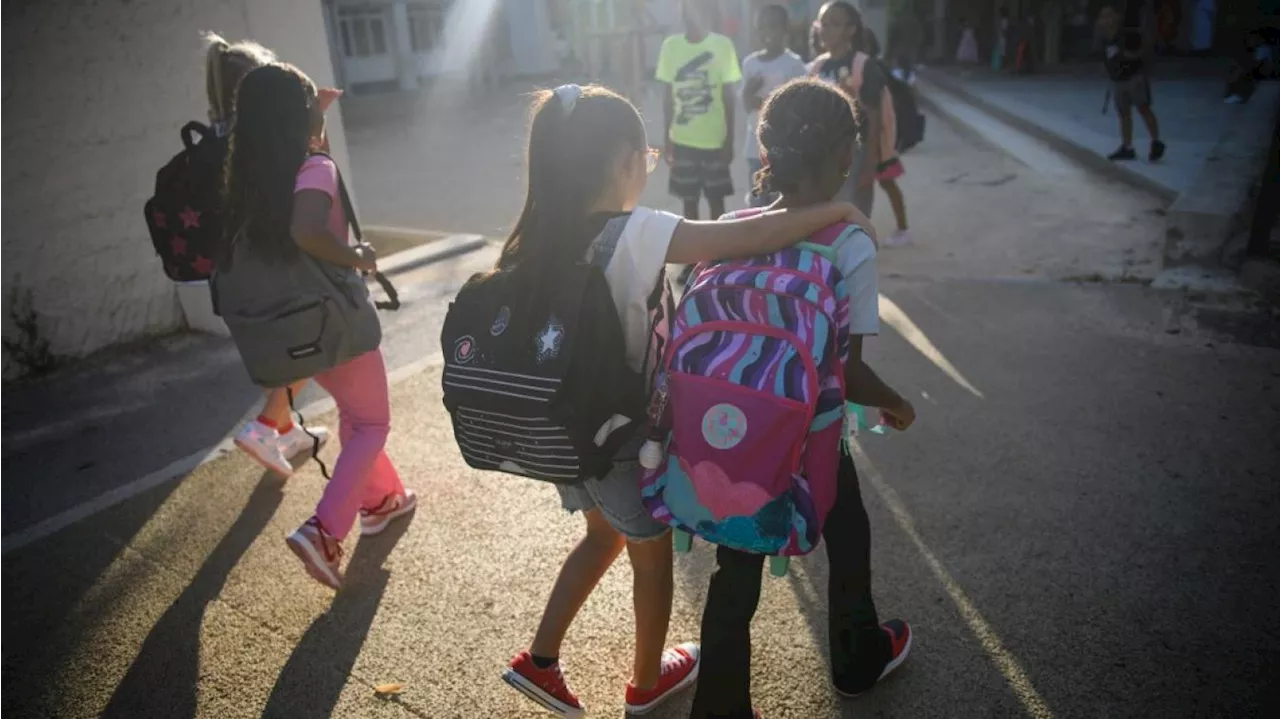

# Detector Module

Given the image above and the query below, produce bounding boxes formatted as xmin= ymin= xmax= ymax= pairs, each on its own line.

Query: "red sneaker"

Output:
xmin=879 ymin=619 xmax=913 ymax=681
xmin=624 ymin=642 xmax=701 ymax=714
xmin=836 ymin=619 xmax=913 ymax=698
xmin=502 ymin=651 xmax=585 ymax=718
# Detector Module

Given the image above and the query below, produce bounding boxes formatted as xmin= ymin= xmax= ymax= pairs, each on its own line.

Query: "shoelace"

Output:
xmin=307 ymin=518 xmax=342 ymax=561
xmin=658 ymin=649 xmax=690 ymax=676
xmin=540 ymin=663 xmax=570 ymax=696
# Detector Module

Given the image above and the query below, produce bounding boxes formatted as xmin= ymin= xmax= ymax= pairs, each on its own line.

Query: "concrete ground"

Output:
xmin=4 ymin=79 xmax=1279 ymax=718
xmin=918 ymin=59 xmax=1280 ymax=206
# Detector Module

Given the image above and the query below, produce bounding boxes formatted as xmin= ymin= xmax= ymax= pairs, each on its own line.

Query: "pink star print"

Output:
xmin=153 ymin=210 xmax=166 ymax=229
xmin=170 ymin=235 xmax=187 ymax=256
xmin=191 ymin=255 xmax=214 ymax=275
xmin=178 ymin=206 xmax=201 ymax=229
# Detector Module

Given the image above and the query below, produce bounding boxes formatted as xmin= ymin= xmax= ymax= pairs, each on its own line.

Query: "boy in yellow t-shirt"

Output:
xmin=657 ymin=0 xmax=742 ymax=222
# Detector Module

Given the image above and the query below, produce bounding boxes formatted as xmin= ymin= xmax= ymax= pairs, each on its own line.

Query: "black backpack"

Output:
xmin=861 ymin=60 xmax=926 ymax=154
xmin=144 ymin=121 xmax=227 ymax=281
xmin=886 ymin=72 xmax=925 ymax=153
xmin=440 ymin=262 xmax=648 ymax=484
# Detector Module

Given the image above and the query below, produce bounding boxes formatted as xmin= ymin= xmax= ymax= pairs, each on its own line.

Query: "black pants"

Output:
xmin=689 ymin=453 xmax=889 ymax=719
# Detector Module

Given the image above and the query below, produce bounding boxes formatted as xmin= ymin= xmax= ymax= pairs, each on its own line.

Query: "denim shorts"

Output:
xmin=556 ymin=459 xmax=669 ymax=542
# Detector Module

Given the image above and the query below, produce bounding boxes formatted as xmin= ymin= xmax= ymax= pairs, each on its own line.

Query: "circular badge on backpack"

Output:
xmin=702 ymin=403 xmax=747 ymax=450
xmin=453 ymin=335 xmax=476 ymax=364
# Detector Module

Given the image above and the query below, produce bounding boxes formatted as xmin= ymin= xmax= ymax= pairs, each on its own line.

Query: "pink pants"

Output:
xmin=311 ymin=349 xmax=404 ymax=540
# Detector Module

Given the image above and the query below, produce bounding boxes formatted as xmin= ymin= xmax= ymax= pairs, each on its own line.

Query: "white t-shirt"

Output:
xmin=741 ymin=49 xmax=808 ymax=159
xmin=584 ymin=207 xmax=683 ymax=377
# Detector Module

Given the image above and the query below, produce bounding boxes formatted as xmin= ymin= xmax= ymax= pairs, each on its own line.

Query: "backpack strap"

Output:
xmin=307 ymin=151 xmax=362 ymax=241
xmin=306 ymin=151 xmax=401 ymax=310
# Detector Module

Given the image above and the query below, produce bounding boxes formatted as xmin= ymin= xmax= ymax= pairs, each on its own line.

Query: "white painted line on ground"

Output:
xmin=851 ymin=441 xmax=1055 ymax=719
xmin=2 ymin=354 xmax=444 ymax=556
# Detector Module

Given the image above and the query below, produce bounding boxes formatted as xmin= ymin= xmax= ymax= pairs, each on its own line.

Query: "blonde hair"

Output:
xmin=202 ymin=31 xmax=277 ymax=125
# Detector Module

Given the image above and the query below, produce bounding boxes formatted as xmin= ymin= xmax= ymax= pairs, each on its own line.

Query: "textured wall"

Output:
xmin=1 ymin=0 xmax=351 ymax=378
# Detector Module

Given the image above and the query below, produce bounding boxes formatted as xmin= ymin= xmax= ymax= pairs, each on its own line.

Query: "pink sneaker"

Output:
xmin=624 ymin=642 xmax=701 ymax=714
xmin=286 ymin=517 xmax=343 ymax=590
xmin=502 ymin=651 xmax=585 ymax=718
xmin=359 ymin=489 xmax=418 ymax=536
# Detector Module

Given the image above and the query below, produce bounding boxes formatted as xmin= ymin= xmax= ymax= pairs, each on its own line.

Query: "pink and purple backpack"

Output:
xmin=640 ymin=213 xmax=860 ymax=558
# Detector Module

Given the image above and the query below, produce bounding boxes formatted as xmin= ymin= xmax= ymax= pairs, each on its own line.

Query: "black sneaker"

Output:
xmin=1150 ymin=140 xmax=1166 ymax=162
xmin=1108 ymin=145 xmax=1137 ymax=161
xmin=834 ymin=619 xmax=913 ymax=698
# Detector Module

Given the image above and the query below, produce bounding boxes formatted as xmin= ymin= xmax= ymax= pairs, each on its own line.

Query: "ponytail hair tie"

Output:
xmin=553 ymin=83 xmax=581 ymax=116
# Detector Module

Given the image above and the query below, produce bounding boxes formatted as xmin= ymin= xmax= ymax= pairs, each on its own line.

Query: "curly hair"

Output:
xmin=753 ymin=78 xmax=862 ymax=197
xmin=221 ymin=63 xmax=317 ymax=267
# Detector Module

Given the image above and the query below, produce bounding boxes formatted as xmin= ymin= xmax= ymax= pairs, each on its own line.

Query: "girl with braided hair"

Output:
xmin=691 ymin=78 xmax=916 ymax=719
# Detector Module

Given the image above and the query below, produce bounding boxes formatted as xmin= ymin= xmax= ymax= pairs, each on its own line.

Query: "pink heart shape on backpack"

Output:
xmin=688 ymin=460 xmax=773 ymax=521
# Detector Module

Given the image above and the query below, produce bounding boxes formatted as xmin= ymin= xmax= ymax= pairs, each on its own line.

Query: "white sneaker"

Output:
xmin=884 ymin=230 xmax=913 ymax=247
xmin=279 ymin=424 xmax=331 ymax=460
xmin=234 ymin=420 xmax=293 ymax=477
xmin=360 ymin=489 xmax=419 ymax=536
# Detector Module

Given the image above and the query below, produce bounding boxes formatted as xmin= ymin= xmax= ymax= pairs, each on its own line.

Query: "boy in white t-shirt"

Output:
xmin=691 ymin=77 xmax=917 ymax=718
xmin=741 ymin=4 xmax=808 ymax=208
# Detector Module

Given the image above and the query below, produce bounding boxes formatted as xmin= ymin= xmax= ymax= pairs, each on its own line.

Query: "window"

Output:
xmin=408 ymin=3 xmax=447 ymax=53
xmin=337 ymin=5 xmax=391 ymax=58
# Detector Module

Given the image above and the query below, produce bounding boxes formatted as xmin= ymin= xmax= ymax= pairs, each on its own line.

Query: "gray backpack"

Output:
xmin=212 ymin=162 xmax=392 ymax=388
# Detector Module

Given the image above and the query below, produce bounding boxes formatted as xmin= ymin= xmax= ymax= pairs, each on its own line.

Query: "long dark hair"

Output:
xmin=221 ymin=63 xmax=317 ymax=265
xmin=755 ymin=78 xmax=860 ymax=197
xmin=497 ymin=84 xmax=646 ymax=270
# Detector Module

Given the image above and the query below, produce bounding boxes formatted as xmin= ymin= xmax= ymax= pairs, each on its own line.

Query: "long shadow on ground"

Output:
xmin=261 ymin=512 xmax=415 ymax=718
xmin=99 ymin=471 xmax=284 ymax=718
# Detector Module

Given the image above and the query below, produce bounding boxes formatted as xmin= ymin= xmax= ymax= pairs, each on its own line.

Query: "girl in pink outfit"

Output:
xmin=222 ymin=63 xmax=416 ymax=590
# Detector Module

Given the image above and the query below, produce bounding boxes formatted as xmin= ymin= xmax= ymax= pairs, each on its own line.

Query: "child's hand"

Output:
xmin=745 ymin=74 xmax=765 ymax=98
xmin=881 ymin=399 xmax=915 ymax=431
xmin=353 ymin=243 xmax=378 ymax=273
xmin=317 ymin=87 xmax=344 ymax=112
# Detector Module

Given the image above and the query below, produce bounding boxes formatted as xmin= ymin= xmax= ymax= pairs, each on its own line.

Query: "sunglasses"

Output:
xmin=644 ymin=146 xmax=661 ymax=174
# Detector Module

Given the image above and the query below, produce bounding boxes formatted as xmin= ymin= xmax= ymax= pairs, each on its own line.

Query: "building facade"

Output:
xmin=325 ymin=0 xmax=562 ymax=91
xmin=2 ymin=0 xmax=352 ymax=378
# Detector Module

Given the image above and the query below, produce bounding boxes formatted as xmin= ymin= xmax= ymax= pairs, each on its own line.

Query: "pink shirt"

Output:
xmin=294 ymin=155 xmax=349 ymax=244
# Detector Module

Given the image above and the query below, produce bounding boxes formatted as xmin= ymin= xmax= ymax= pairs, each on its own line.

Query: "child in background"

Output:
xmin=956 ymin=18 xmax=979 ymax=63
xmin=203 ymin=32 xmax=333 ymax=477
xmin=690 ymin=78 xmax=915 ymax=719
xmin=223 ymin=64 xmax=416 ymax=589
xmin=811 ymin=2 xmax=912 ymax=248
xmin=741 ymin=4 xmax=807 ymax=208
xmin=658 ymin=0 xmax=742 ymax=223
xmin=496 ymin=83 xmax=868 ymax=719
xmin=1098 ymin=6 xmax=1165 ymax=161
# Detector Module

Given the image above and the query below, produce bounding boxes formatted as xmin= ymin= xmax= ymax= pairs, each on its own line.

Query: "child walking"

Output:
xmin=202 ymin=32 xmax=333 ymax=477
xmin=741 ymin=4 xmax=807 ymax=208
xmin=811 ymin=2 xmax=912 ymax=247
xmin=497 ymin=83 xmax=869 ymax=718
xmin=222 ymin=63 xmax=416 ymax=590
xmin=689 ymin=78 xmax=916 ymax=719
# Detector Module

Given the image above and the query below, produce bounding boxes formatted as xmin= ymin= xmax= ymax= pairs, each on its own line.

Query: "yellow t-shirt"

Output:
xmin=655 ymin=32 xmax=742 ymax=150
